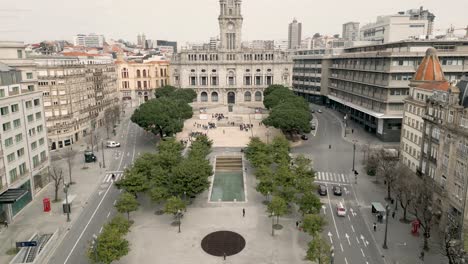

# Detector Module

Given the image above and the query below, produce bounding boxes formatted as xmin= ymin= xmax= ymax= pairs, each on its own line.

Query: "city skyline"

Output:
xmin=1 ymin=0 xmax=467 ymax=44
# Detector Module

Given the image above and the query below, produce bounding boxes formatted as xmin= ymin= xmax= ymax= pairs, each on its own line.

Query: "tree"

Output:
xmin=271 ymin=135 xmax=290 ymax=164
xmin=263 ymin=84 xmax=289 ymax=98
xmin=88 ymin=221 xmax=129 ymax=264
xmin=394 ymin=165 xmax=415 ymax=222
xmin=267 ymin=196 xmax=287 ymax=225
xmin=64 ymin=147 xmax=75 ymax=184
xmin=172 ymin=89 xmax=197 ymax=104
xmin=263 ymin=87 xmax=296 ymax=109
xmin=115 ymin=168 xmax=149 ymax=195
xmin=49 ymin=167 xmax=64 ymax=202
xmin=364 ymin=148 xmax=378 ymax=176
xmin=442 ymin=223 xmax=467 ymax=264
xmin=164 ymin=196 xmax=186 ymax=232
xmin=107 ymin=214 xmax=132 ymax=235
xmin=298 ymin=192 xmax=322 ymax=215
xmin=302 ymin=214 xmax=327 ymax=237
xmin=104 ymin=107 xmax=117 ymax=139
xmin=263 ymin=101 xmax=312 ymax=137
xmin=115 ymin=192 xmax=139 ymax=221
xmin=273 ymin=164 xmax=297 ymax=204
xmin=306 ymin=235 xmax=331 ymax=264
xmin=155 ymin=85 xmax=176 ymax=99
xmin=410 ymin=179 xmax=435 ymax=250
xmin=171 ymin=157 xmax=212 ymax=197
xmin=292 ymin=155 xmax=315 ymax=194
xmin=374 ymin=148 xmax=399 ymax=200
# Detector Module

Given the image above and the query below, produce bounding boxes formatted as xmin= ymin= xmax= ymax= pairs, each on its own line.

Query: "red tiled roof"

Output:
xmin=413 ymin=48 xmax=446 ymax=82
xmin=417 ymin=81 xmax=450 ymax=92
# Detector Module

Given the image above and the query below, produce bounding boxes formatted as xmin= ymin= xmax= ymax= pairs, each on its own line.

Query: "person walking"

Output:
xmin=392 ymin=211 xmax=396 ymax=219
xmin=296 ymin=221 xmax=299 ymax=229
xmin=419 ymin=251 xmax=425 ymax=260
xmin=111 ymin=173 xmax=115 ymax=181
xmin=373 ymin=222 xmax=377 ymax=232
xmin=242 ymin=208 xmax=245 ymax=217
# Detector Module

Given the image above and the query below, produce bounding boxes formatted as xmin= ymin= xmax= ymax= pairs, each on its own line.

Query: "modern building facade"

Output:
xmin=157 ymin=40 xmax=178 ymax=54
xmin=171 ymin=0 xmax=293 ymax=106
xmin=34 ymin=55 xmax=119 ymax=150
xmin=73 ymin=34 xmax=105 ymax=48
xmin=342 ymin=22 xmax=360 ymax=41
xmin=0 ymin=63 xmax=50 ymax=223
xmin=288 ymin=19 xmax=302 ymax=50
xmin=116 ymin=58 xmax=170 ymax=106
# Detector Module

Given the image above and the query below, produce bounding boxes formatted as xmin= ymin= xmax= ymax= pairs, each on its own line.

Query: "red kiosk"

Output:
xmin=43 ymin=198 xmax=51 ymax=212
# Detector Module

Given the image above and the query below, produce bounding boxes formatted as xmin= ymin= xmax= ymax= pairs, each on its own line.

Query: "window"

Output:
xmin=190 ymin=77 xmax=196 ymax=86
xmin=7 ymin=153 xmax=15 ymax=163
xmin=37 ymin=125 xmax=43 ymax=133
xmin=36 ymin=112 xmax=42 ymax=120
xmin=136 ymin=70 xmax=141 ymax=77
xmin=266 ymin=76 xmax=273 ymax=85
xmin=31 ymin=141 xmax=37 ymax=150
xmin=15 ymin=133 xmax=22 ymax=143
xmin=33 ymin=155 xmax=39 ymax=168
xmin=19 ymin=163 xmax=27 ymax=176
xmin=11 ymin=104 xmax=19 ymax=112
xmin=13 ymin=119 xmax=21 ymax=128
xmin=34 ymin=99 xmax=40 ymax=106
xmin=29 ymin=128 xmax=36 ymax=137
xmin=211 ymin=92 xmax=219 ymax=102
xmin=26 ymin=72 xmax=33 ymax=79
xmin=27 ymin=114 xmax=34 ymax=123
xmin=17 ymin=148 xmax=25 ymax=157
xmin=17 ymin=50 xmax=23 ymax=59
xmin=1 ymin=106 xmax=9 ymax=115
xmin=255 ymin=76 xmax=262 ymax=85
xmin=39 ymin=137 xmax=45 ymax=145
xmin=211 ymin=76 xmax=218 ymax=86
xmin=244 ymin=76 xmax=251 ymax=86
xmin=25 ymin=101 xmax=32 ymax=108
xmin=40 ymin=151 xmax=46 ymax=161
xmin=201 ymin=76 xmax=207 ymax=86
xmin=200 ymin=92 xmax=208 ymax=102
xmin=3 ymin=122 xmax=11 ymax=131
xmin=255 ymin=91 xmax=262 ymax=101
xmin=9 ymin=168 xmax=18 ymax=182
xmin=27 ymin=85 xmax=34 ymax=92
xmin=0 ymin=89 xmax=4 ymax=98
xmin=5 ymin=137 xmax=13 ymax=147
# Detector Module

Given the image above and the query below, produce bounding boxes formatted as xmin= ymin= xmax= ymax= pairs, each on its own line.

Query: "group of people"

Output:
xmin=212 ymin=113 xmax=226 ymax=121
xmin=240 ymin=123 xmax=253 ymax=132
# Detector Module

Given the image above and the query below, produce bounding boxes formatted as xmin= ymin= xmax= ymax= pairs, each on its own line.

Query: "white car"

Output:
xmin=106 ymin=141 xmax=121 ymax=148
xmin=336 ymin=202 xmax=347 ymax=217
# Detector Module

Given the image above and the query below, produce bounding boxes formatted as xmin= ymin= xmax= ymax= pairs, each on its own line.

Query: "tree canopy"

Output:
xmin=115 ymin=192 xmax=139 ymax=221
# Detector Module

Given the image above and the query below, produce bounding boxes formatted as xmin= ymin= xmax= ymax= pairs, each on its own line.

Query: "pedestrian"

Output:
xmin=351 ymin=129 xmax=354 ymax=134
xmin=419 ymin=251 xmax=425 ymax=260
xmin=373 ymin=222 xmax=376 ymax=232
xmin=111 ymin=173 xmax=115 ymax=181
xmin=99 ymin=162 xmax=102 ymax=169
xmin=242 ymin=208 xmax=245 ymax=217
xmin=296 ymin=221 xmax=299 ymax=228
xmin=223 ymin=252 xmax=226 ymax=260
xmin=392 ymin=211 xmax=396 ymax=219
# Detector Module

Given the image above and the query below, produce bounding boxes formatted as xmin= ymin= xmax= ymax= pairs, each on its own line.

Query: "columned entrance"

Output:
xmin=227 ymin=92 xmax=236 ymax=104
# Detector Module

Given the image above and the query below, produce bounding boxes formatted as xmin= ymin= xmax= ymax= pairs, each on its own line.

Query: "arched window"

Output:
xmin=201 ymin=92 xmax=208 ymax=102
xmin=142 ymin=69 xmax=147 ymax=77
xmin=136 ymin=69 xmax=141 ymax=77
xmin=211 ymin=92 xmax=219 ymax=102
xmin=255 ymin=91 xmax=262 ymax=101
xmin=244 ymin=91 xmax=251 ymax=102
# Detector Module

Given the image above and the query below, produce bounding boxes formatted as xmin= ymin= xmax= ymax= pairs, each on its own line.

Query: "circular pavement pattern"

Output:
xmin=201 ymin=231 xmax=246 ymax=257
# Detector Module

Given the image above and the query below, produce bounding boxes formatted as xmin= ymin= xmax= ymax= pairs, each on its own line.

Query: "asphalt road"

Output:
xmin=292 ymin=105 xmax=384 ymax=264
xmin=48 ymin=115 xmax=158 ymax=264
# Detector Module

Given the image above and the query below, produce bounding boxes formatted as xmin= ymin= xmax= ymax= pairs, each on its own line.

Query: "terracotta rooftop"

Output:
xmin=413 ymin=48 xmax=446 ymax=82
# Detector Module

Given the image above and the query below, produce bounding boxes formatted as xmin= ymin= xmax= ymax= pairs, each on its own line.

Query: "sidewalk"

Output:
xmin=0 ymin=109 xmax=133 ymax=264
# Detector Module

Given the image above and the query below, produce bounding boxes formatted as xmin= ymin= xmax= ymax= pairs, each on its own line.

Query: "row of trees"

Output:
xmin=262 ymin=85 xmax=312 ymax=137
xmin=131 ymin=86 xmax=196 ymax=138
xmin=245 ymin=136 xmax=328 ymax=262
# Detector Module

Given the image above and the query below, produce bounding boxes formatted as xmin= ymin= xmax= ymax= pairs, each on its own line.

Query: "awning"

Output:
xmin=0 ymin=189 xmax=28 ymax=204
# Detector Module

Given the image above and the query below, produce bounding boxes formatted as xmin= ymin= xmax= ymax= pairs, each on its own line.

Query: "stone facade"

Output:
xmin=171 ymin=0 xmax=293 ymax=106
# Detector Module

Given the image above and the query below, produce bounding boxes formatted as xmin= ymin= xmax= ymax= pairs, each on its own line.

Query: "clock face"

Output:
xmin=228 ymin=23 xmax=234 ymax=30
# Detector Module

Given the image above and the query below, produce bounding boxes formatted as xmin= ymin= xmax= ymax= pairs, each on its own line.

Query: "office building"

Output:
xmin=73 ymin=34 xmax=105 ymax=48
xmin=157 ymin=40 xmax=178 ymax=53
xmin=288 ymin=19 xmax=302 ymax=49
xmin=342 ymin=22 xmax=360 ymax=41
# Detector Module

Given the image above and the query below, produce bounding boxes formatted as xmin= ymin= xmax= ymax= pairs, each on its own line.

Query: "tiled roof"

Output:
xmin=413 ymin=48 xmax=446 ymax=82
xmin=61 ymin=52 xmax=102 ymax=57
xmin=416 ymin=81 xmax=450 ymax=92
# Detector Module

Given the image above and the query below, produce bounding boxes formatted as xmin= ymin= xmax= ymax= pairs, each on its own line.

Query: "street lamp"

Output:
xmin=177 ymin=209 xmax=182 ymax=233
xmin=183 ymin=191 xmax=187 ymax=212
xmin=63 ymin=182 xmax=71 ymax=222
xmin=352 ymin=140 xmax=358 ymax=172
xmin=330 ymin=246 xmax=335 ymax=264
xmin=101 ymin=141 xmax=106 ymax=169
xmin=271 ymin=212 xmax=275 ymax=236
xmin=383 ymin=204 xmax=390 ymax=249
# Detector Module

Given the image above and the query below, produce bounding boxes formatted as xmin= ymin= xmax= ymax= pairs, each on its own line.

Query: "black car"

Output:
xmin=301 ymin=134 xmax=308 ymax=140
xmin=333 ymin=186 xmax=342 ymax=196
xmin=318 ymin=185 xmax=327 ymax=196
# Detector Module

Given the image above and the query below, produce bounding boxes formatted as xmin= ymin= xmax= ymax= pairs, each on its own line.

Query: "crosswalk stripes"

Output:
xmin=103 ymin=171 xmax=124 ymax=183
xmin=315 ymin=171 xmax=349 ymax=184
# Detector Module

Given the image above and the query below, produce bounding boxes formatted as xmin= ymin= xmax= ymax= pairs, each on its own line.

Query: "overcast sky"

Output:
xmin=1 ymin=0 xmax=467 ymax=44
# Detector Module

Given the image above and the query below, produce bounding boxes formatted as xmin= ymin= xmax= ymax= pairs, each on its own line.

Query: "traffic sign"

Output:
xmin=16 ymin=241 xmax=38 ymax=247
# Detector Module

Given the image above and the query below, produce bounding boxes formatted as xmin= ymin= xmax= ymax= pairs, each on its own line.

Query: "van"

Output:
xmin=336 ymin=202 xmax=346 ymax=217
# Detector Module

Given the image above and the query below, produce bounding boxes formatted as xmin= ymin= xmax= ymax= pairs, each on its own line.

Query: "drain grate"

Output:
xmin=201 ymin=231 xmax=246 ymax=257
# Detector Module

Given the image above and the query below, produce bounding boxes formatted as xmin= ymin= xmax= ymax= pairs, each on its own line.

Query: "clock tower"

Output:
xmin=219 ymin=0 xmax=243 ymax=51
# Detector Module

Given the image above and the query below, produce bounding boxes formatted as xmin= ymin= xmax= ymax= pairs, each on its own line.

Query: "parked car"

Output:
xmin=317 ymin=184 xmax=327 ymax=196
xmin=317 ymin=109 xmax=323 ymax=113
xmin=336 ymin=202 xmax=347 ymax=217
xmin=106 ymin=141 xmax=121 ymax=148
xmin=84 ymin=150 xmax=96 ymax=163
xmin=301 ymin=134 xmax=308 ymax=140
xmin=333 ymin=186 xmax=342 ymax=196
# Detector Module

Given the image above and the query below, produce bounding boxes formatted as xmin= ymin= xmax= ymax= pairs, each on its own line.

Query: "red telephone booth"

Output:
xmin=411 ymin=219 xmax=420 ymax=235
xmin=43 ymin=198 xmax=51 ymax=212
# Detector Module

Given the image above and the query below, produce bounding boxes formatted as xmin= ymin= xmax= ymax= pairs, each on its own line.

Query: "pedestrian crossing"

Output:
xmin=315 ymin=171 xmax=349 ymax=184
xmin=103 ymin=171 xmax=124 ymax=183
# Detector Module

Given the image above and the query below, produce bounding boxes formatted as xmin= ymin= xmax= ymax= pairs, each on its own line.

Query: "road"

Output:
xmin=48 ymin=115 xmax=158 ymax=264
xmin=292 ymin=105 xmax=384 ymax=264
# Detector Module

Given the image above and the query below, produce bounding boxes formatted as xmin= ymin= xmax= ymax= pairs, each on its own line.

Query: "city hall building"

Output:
xmin=171 ymin=0 xmax=293 ymax=106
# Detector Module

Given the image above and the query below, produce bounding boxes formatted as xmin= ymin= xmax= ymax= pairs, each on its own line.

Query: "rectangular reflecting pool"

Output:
xmin=210 ymin=156 xmax=245 ymax=202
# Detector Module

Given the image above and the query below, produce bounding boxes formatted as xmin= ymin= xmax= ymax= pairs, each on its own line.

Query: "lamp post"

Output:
xmin=101 ymin=141 xmax=106 ymax=168
xmin=271 ymin=212 xmax=275 ymax=236
xmin=63 ymin=182 xmax=70 ymax=222
xmin=183 ymin=191 xmax=187 ymax=212
xmin=330 ymin=246 xmax=335 ymax=264
xmin=177 ymin=209 xmax=181 ymax=233
xmin=383 ymin=204 xmax=390 ymax=249
xmin=352 ymin=140 xmax=357 ymax=172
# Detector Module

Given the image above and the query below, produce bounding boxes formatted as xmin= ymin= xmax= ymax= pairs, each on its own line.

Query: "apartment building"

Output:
xmin=34 ymin=55 xmax=119 ymax=150
xmin=116 ymin=58 xmax=170 ymax=106
xmin=0 ymin=63 xmax=49 ymax=223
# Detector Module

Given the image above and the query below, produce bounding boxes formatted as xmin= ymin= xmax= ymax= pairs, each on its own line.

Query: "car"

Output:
xmin=301 ymin=134 xmax=308 ymax=140
xmin=106 ymin=141 xmax=121 ymax=148
xmin=317 ymin=109 xmax=323 ymax=113
xmin=333 ymin=186 xmax=342 ymax=196
xmin=317 ymin=184 xmax=327 ymax=196
xmin=336 ymin=202 xmax=347 ymax=217
xmin=310 ymin=109 xmax=315 ymax=113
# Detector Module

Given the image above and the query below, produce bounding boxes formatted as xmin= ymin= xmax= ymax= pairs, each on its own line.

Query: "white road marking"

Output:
xmin=347 ymin=214 xmax=351 ymax=221
xmin=351 ymin=225 xmax=355 ymax=233
xmin=360 ymin=234 xmax=367 ymax=247
xmin=99 ymin=227 xmax=103 ymax=233
xmin=361 ymin=248 xmax=366 ymax=257
xmin=327 ymin=231 xmax=333 ymax=244
xmin=127 ymin=152 xmax=130 ymax=157
xmin=322 ymin=205 xmax=327 ymax=215
xmin=344 ymin=257 xmax=349 ymax=264
xmin=356 ymin=236 xmax=360 ymax=244
xmin=326 ymin=184 xmax=340 ymax=239
xmin=345 ymin=233 xmax=351 ymax=245
xmin=341 ymin=174 xmax=345 ymax=182
xmin=64 ymin=182 xmax=114 ymax=264
xmin=340 ymin=243 xmax=344 ymax=252
xmin=107 ymin=211 xmax=111 ymax=218
xmin=113 ymin=200 xmax=117 ymax=205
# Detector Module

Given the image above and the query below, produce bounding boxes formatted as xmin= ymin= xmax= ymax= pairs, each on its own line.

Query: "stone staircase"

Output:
xmin=216 ymin=156 xmax=242 ymax=172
